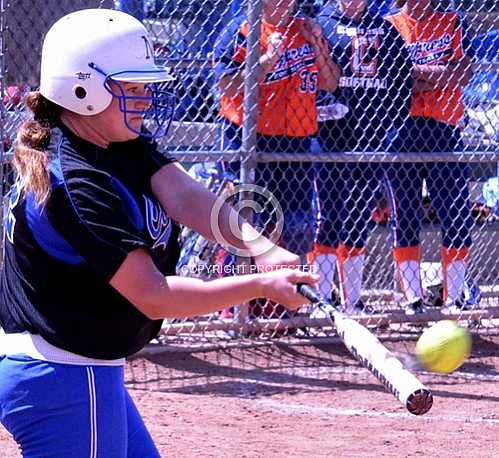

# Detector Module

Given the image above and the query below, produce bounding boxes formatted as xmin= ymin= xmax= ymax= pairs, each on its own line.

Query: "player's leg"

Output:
xmin=276 ymin=161 xmax=316 ymax=257
xmin=384 ymin=162 xmax=425 ymax=314
xmin=428 ymin=160 xmax=473 ymax=311
xmin=307 ymin=162 xmax=347 ymax=305
xmin=125 ymin=390 xmax=161 ymax=458
xmin=255 ymin=135 xmax=316 ymax=255
xmin=307 ymin=243 xmax=339 ymax=305
xmin=423 ymin=121 xmax=473 ymax=311
xmin=338 ymin=163 xmax=380 ymax=314
xmin=311 ymin=120 xmax=351 ymax=306
xmin=385 ymin=118 xmax=430 ymax=314
xmin=0 ymin=355 xmax=129 ymax=457
xmin=217 ymin=119 xmax=242 ymax=178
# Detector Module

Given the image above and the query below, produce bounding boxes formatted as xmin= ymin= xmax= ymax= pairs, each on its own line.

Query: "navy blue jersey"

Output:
xmin=316 ymin=3 xmax=413 ymax=152
xmin=0 ymin=124 xmax=180 ymax=359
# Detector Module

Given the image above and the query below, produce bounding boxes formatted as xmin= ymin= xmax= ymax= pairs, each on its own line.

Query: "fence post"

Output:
xmin=235 ymin=0 xmax=262 ymax=334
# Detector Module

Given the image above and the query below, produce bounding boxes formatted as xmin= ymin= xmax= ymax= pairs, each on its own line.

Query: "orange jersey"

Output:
xmin=217 ymin=17 xmax=318 ymax=137
xmin=386 ymin=10 xmax=467 ymax=126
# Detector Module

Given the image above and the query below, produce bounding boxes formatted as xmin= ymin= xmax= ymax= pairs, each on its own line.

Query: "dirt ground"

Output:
xmin=1 ymin=334 xmax=499 ymax=457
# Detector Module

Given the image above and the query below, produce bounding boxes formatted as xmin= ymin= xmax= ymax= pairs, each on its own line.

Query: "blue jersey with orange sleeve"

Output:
xmin=386 ymin=9 xmax=473 ymax=126
xmin=214 ymin=15 xmax=319 ymax=137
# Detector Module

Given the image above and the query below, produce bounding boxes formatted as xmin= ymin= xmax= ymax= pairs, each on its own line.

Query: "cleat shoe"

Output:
xmin=422 ymin=283 xmax=444 ymax=308
xmin=330 ymin=288 xmax=343 ymax=311
xmin=405 ymin=299 xmax=427 ymax=316
xmin=462 ymin=280 xmax=481 ymax=307
xmin=442 ymin=298 xmax=473 ymax=315
xmin=347 ymin=300 xmax=376 ymax=316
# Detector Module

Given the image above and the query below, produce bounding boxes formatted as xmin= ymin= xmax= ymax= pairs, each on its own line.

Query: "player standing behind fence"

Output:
xmin=307 ymin=0 xmax=412 ymax=314
xmin=214 ymin=0 xmax=340 ymax=258
xmin=0 ymin=9 xmax=319 ymax=456
xmin=385 ymin=0 xmax=474 ymax=314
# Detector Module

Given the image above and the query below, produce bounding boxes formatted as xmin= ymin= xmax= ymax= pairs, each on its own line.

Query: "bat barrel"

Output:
xmin=333 ymin=312 xmax=434 ymax=416
xmin=297 ymin=284 xmax=434 ymax=416
xmin=406 ymin=388 xmax=433 ymax=415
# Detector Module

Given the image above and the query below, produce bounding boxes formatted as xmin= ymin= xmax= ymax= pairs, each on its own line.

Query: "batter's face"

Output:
xmin=96 ymin=81 xmax=151 ymax=142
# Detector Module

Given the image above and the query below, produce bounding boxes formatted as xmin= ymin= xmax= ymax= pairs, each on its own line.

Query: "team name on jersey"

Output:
xmin=144 ymin=196 xmax=172 ymax=251
xmin=340 ymin=76 xmax=387 ymax=89
xmin=266 ymin=44 xmax=315 ymax=83
xmin=277 ymin=44 xmax=315 ymax=66
xmin=406 ymin=34 xmax=452 ymax=64
xmin=336 ymin=25 xmax=385 ymax=37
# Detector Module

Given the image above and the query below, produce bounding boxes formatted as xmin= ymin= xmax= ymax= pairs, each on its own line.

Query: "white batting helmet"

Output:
xmin=40 ymin=8 xmax=175 ymax=126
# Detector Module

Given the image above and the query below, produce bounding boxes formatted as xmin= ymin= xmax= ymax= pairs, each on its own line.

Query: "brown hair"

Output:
xmin=13 ymin=92 xmax=61 ymax=205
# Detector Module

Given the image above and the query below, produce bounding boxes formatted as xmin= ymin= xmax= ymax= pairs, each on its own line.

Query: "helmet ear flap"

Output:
xmin=41 ymin=74 xmax=113 ymax=116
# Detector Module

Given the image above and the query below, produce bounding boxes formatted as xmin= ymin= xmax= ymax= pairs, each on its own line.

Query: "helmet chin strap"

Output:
xmin=88 ymin=62 xmax=176 ymax=139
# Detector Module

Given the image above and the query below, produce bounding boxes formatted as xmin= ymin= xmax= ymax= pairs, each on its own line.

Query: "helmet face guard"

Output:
xmin=90 ymin=64 xmax=176 ymax=139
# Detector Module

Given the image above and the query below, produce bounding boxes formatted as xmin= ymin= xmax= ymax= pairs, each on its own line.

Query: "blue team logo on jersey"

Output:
xmin=144 ymin=196 xmax=172 ymax=251
xmin=5 ymin=177 xmax=23 ymax=244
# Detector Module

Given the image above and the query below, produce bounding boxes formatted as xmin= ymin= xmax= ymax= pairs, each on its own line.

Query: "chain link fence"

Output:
xmin=1 ymin=0 xmax=498 ymax=346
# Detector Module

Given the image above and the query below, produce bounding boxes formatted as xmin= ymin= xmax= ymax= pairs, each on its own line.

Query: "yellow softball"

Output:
xmin=416 ymin=320 xmax=472 ymax=374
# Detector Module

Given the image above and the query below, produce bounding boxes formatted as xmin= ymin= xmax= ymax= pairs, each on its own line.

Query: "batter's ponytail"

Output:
xmin=13 ymin=91 xmax=61 ymax=205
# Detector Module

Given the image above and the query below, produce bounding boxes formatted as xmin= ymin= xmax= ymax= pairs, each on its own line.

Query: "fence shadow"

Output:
xmin=126 ymin=335 xmax=499 ymax=403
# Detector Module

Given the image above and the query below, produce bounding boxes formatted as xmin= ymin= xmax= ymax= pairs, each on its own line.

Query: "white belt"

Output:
xmin=0 ymin=329 xmax=125 ymax=366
